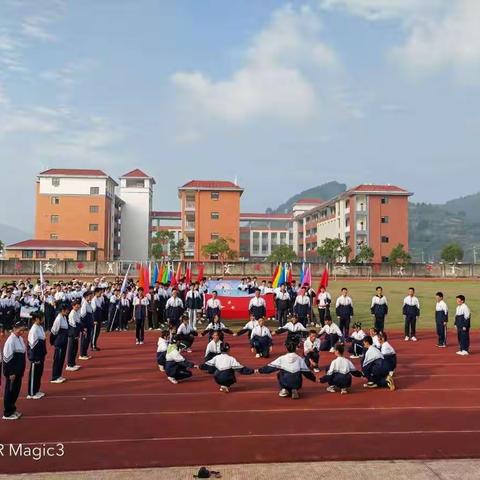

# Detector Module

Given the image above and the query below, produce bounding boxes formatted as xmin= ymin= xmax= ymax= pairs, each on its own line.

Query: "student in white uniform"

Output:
xmin=455 ymin=295 xmax=471 ymax=356
xmin=201 ymin=343 xmax=254 ymax=393
xmin=403 ymin=287 xmax=420 ymax=341
xmin=303 ymin=330 xmax=321 ymax=372
xmin=361 ymin=336 xmax=395 ymax=391
xmin=248 ymin=289 xmax=267 ymax=320
xmin=176 ymin=314 xmax=198 ymax=352
xmin=133 ymin=288 xmax=149 ymax=345
xmin=316 ymin=286 xmax=332 ymax=327
xmin=234 ymin=316 xmax=259 ymax=340
xmin=318 ymin=318 xmax=343 ymax=352
xmin=371 ymin=286 xmax=388 ymax=332
xmin=27 ymin=313 xmax=47 ymax=399
xmin=347 ymin=322 xmax=366 ymax=359
xmin=156 ymin=330 xmax=169 ymax=371
xmin=320 ymin=343 xmax=362 ymax=394
xmin=257 ymin=341 xmax=317 ymax=400
xmin=434 ymin=292 xmax=448 ymax=348
xmin=250 ymin=317 xmax=273 ymax=358
xmin=335 ymin=288 xmax=354 ymax=338
xmin=274 ymin=314 xmax=308 ymax=347
xmin=203 ymin=331 xmax=223 ymax=362
xmin=50 ymin=305 xmax=69 ymax=384
xmin=2 ymin=321 xmax=27 ymax=420
xmin=201 ymin=315 xmax=233 ymax=340
xmin=66 ymin=299 xmax=82 ymax=372
xmin=379 ymin=332 xmax=397 ymax=375
xmin=164 ymin=337 xmax=195 ymax=384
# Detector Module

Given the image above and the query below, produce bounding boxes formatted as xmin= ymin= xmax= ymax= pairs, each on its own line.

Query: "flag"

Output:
xmin=272 ymin=263 xmax=283 ymax=288
xmin=302 ymin=263 xmax=312 ymax=287
xmin=300 ymin=262 xmax=305 ymax=286
xmin=121 ymin=264 xmax=132 ymax=294
xmin=271 ymin=264 xmax=279 ymax=283
xmin=170 ymin=262 xmax=179 ymax=287
xmin=158 ymin=263 xmax=164 ymax=284
xmin=318 ymin=264 xmax=329 ymax=290
xmin=175 ymin=261 xmax=182 ymax=282
xmin=185 ymin=262 xmax=192 ymax=286
xmin=287 ymin=262 xmax=293 ymax=283
xmin=143 ymin=262 xmax=150 ymax=290
xmin=138 ymin=264 xmax=145 ymax=290
xmin=196 ymin=263 xmax=205 ymax=283
xmin=152 ymin=263 xmax=159 ymax=284
xmin=39 ymin=261 xmax=45 ymax=291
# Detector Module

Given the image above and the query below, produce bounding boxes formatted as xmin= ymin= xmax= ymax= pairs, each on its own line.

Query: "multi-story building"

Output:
xmin=294 ymin=184 xmax=412 ymax=263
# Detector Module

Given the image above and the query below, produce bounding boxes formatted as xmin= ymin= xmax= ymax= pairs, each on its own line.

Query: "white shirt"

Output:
xmin=166 ymin=297 xmax=183 ymax=308
xmin=251 ymin=325 xmax=272 ymax=339
xmin=68 ymin=309 xmax=81 ymax=327
xmin=319 ymin=323 xmax=342 ymax=336
xmin=294 ymin=295 xmax=310 ymax=306
xmin=206 ymin=298 xmax=221 ymax=309
xmin=205 ymin=339 xmax=222 ymax=356
xmin=336 ymin=295 xmax=353 ymax=308
xmin=303 ymin=337 xmax=320 ymax=354
xmin=276 ymin=291 xmax=290 ymax=301
xmin=350 ymin=329 xmax=366 ymax=341
xmin=456 ymin=304 xmax=471 ymax=319
xmin=177 ymin=323 xmax=195 ymax=335
xmin=381 ymin=341 xmax=396 ymax=356
xmin=51 ymin=314 xmax=68 ymax=335
xmin=371 ymin=295 xmax=388 ymax=307
xmin=157 ymin=337 xmax=168 ymax=353
xmin=3 ymin=333 xmax=26 ymax=363
xmin=267 ymin=352 xmax=310 ymax=373
xmin=249 ymin=297 xmax=266 ymax=309
xmin=363 ymin=345 xmax=384 ymax=366
xmin=403 ymin=295 xmax=420 ymax=308
xmin=165 ymin=347 xmax=185 ymax=363
xmin=281 ymin=322 xmax=307 ymax=332
xmin=327 ymin=356 xmax=357 ymax=375
xmin=133 ymin=297 xmax=150 ymax=307
xmin=436 ymin=300 xmax=448 ymax=315
xmin=205 ymin=353 xmax=244 ymax=371
xmin=28 ymin=324 xmax=45 ymax=349
xmin=317 ymin=291 xmax=331 ymax=308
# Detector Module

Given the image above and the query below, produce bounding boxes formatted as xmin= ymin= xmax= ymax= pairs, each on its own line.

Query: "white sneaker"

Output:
xmin=148 ymin=328 xmax=153 ymax=331
xmin=313 ymin=368 xmax=320 ymax=373
xmin=33 ymin=392 xmax=44 ymax=400
xmin=329 ymin=347 xmax=335 ymax=353
xmin=167 ymin=377 xmax=178 ymax=384
xmin=456 ymin=351 xmax=463 ymax=355
xmin=219 ymin=386 xmax=229 ymax=393
xmin=326 ymin=386 xmax=336 ymax=393
xmin=26 ymin=394 xmax=35 ymax=399
xmin=255 ymin=353 xmax=261 ymax=358
xmin=411 ymin=336 xmax=417 ymax=342
xmin=404 ymin=336 xmax=409 ymax=341
xmin=66 ymin=365 xmax=80 ymax=372
xmin=50 ymin=377 xmax=66 ymax=384
xmin=158 ymin=365 xmax=165 ymax=372
xmin=279 ymin=388 xmax=289 ymax=397
xmin=139 ymin=341 xmax=144 ymax=345
xmin=461 ymin=350 xmax=469 ymax=356
xmin=78 ymin=356 xmax=90 ymax=360
xmin=340 ymin=388 xmax=348 ymax=395
xmin=2 ymin=413 xmax=19 ymax=420
xmin=135 ymin=340 xmax=140 ymax=345
xmin=36 ymin=392 xmax=46 ymax=398
xmin=350 ymin=355 xmax=359 ymax=359
xmin=187 ymin=349 xmax=192 ymax=353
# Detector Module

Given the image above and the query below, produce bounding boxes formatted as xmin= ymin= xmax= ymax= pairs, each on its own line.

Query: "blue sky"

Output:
xmin=1 ymin=0 xmax=480 ymax=231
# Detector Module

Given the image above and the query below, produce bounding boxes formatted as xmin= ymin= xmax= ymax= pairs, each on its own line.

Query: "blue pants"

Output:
xmin=457 ymin=327 xmax=470 ymax=352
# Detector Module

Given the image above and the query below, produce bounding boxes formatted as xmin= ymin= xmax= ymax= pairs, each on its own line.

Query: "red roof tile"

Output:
xmin=295 ymin=198 xmax=324 ymax=205
xmin=6 ymin=239 xmax=95 ymax=250
xmin=121 ymin=169 xmax=151 ymax=178
xmin=349 ymin=184 xmax=408 ymax=193
xmin=180 ymin=180 xmax=243 ymax=190
xmin=240 ymin=213 xmax=292 ymax=220
xmin=39 ymin=169 xmax=108 ymax=177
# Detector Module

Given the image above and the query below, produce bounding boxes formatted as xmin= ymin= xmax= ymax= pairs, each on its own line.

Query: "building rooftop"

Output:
xmin=240 ymin=212 xmax=292 ymax=220
xmin=120 ymin=168 xmax=156 ymax=185
xmin=39 ymin=169 xmax=108 ymax=177
xmin=180 ymin=180 xmax=243 ymax=191
xmin=294 ymin=198 xmax=324 ymax=205
xmin=348 ymin=184 xmax=410 ymax=194
xmin=6 ymin=239 xmax=96 ymax=250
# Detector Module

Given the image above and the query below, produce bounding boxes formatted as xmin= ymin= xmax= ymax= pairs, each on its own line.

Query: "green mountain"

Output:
xmin=267 ymin=181 xmax=347 ymax=214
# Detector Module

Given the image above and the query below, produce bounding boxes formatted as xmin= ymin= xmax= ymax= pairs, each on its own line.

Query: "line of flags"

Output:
xmin=271 ymin=262 xmax=329 ymax=291
xmin=271 ymin=262 xmax=294 ymax=288
xmin=136 ymin=261 xmax=204 ymax=290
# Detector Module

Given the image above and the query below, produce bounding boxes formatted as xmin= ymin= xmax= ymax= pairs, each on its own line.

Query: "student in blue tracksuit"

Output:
xmin=66 ymin=299 xmax=82 ymax=371
xmin=335 ymin=288 xmax=354 ymax=338
xmin=156 ymin=329 xmax=169 ymax=371
xmin=166 ymin=289 xmax=184 ymax=329
xmin=2 ymin=321 xmax=27 ymax=420
xmin=249 ymin=289 xmax=267 ymax=320
xmin=371 ymin=286 xmax=388 ymax=332
xmin=257 ymin=341 xmax=317 ymax=400
xmin=435 ymin=292 xmax=448 ymax=348
xmin=403 ymin=287 xmax=420 ymax=341
xmin=250 ymin=318 xmax=273 ymax=358
xmin=361 ymin=336 xmax=395 ymax=391
xmin=27 ymin=313 xmax=47 ymax=399
xmin=134 ymin=288 xmax=149 ymax=345
xmin=274 ymin=314 xmax=308 ymax=347
xmin=79 ymin=290 xmax=94 ymax=360
xmin=379 ymin=332 xmax=397 ymax=374
xmin=50 ymin=305 xmax=69 ymax=384
xmin=201 ymin=314 xmax=233 ymax=341
xmin=164 ymin=337 xmax=195 ymax=384
xmin=455 ymin=295 xmax=471 ymax=356
xmin=293 ymin=287 xmax=310 ymax=327
xmin=205 ymin=290 xmax=222 ymax=324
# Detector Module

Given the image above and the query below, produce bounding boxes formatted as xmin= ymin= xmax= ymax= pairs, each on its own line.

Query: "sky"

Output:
xmin=1 ymin=0 xmax=480 ymax=231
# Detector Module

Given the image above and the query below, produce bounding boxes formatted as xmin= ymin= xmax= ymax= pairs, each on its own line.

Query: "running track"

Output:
xmin=2 ymin=330 xmax=480 ymax=474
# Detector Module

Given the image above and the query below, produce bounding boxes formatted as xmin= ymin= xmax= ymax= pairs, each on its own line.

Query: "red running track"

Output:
xmin=2 ymin=330 xmax=480 ymax=473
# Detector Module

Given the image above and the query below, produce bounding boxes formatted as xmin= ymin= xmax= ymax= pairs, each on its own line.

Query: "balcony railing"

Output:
xmin=184 ymin=222 xmax=195 ymax=231
xmin=185 ymin=201 xmax=196 ymax=210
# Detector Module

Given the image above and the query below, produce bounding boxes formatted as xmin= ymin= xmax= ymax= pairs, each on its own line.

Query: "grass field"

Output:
xmin=305 ymin=279 xmax=479 ymax=330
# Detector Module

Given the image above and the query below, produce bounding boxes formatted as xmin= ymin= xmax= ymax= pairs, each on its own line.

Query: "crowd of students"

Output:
xmin=0 ymin=276 xmax=473 ymax=419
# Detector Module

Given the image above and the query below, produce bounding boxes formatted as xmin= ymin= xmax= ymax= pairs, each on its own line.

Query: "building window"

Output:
xmin=381 ymin=197 xmax=389 ymax=204
xmin=51 ymin=215 xmax=59 ymax=224
xmin=210 ymin=254 xmax=219 ymax=260
xmin=89 ymin=224 xmax=99 ymax=232
xmin=280 ymin=232 xmax=287 ymax=245
xmin=211 ymin=192 xmax=219 ymax=200
xmin=90 ymin=205 xmax=99 ymax=213
xmin=90 ymin=187 xmax=100 ymax=195
xmin=210 ymin=233 xmax=219 ymax=240
xmin=381 ymin=256 xmax=389 ymax=263
xmin=381 ymin=236 xmax=389 ymax=243
xmin=381 ymin=216 xmax=389 ymax=224
xmin=35 ymin=250 xmax=46 ymax=259
xmin=22 ymin=250 xmax=33 ymax=259
xmin=211 ymin=212 xmax=220 ymax=220
xmin=51 ymin=196 xmax=60 ymax=205
xmin=52 ymin=178 xmax=60 ymax=187
xmin=77 ymin=251 xmax=87 ymax=261
xmin=50 ymin=233 xmax=58 ymax=240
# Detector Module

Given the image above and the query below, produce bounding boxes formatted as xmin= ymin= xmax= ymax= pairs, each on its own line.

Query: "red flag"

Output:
xmin=196 ymin=263 xmax=204 ymax=283
xmin=287 ymin=262 xmax=293 ymax=283
xmin=158 ymin=263 xmax=164 ymax=284
xmin=138 ymin=264 xmax=145 ymax=290
xmin=170 ymin=262 xmax=180 ymax=288
xmin=175 ymin=262 xmax=182 ymax=282
xmin=143 ymin=263 xmax=150 ymax=290
xmin=319 ymin=265 xmax=329 ymax=290
xmin=185 ymin=262 xmax=192 ymax=286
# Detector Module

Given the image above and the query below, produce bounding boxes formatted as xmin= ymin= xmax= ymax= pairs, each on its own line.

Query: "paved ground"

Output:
xmin=1 ymin=459 xmax=480 ymax=479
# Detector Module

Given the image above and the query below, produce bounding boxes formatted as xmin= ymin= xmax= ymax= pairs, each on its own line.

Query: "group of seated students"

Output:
xmin=155 ymin=311 xmax=397 ymax=397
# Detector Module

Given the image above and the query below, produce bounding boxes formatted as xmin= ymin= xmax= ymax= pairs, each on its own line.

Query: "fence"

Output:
xmin=1 ymin=260 xmax=480 ymax=279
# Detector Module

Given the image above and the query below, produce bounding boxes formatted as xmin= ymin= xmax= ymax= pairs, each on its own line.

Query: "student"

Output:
xmin=205 ymin=290 xmax=222 ymax=323
xmin=201 ymin=343 xmax=254 ymax=393
xmin=118 ymin=292 xmax=131 ymax=331
xmin=379 ymin=332 xmax=397 ymax=375
xmin=66 ymin=299 xmax=82 ymax=372
xmin=146 ymin=286 xmax=159 ymax=331
xmin=403 ymin=287 xmax=420 ymax=341
xmin=26 ymin=312 xmax=47 ymax=400
xmin=176 ymin=314 xmax=198 ymax=352
xmin=166 ymin=289 xmax=184 ymax=329
xmin=369 ymin=327 xmax=381 ymax=349
xmin=234 ymin=316 xmax=259 ymax=339
xmin=133 ymin=288 xmax=149 ymax=345
xmin=201 ymin=315 xmax=233 ymax=340
xmin=79 ymin=291 xmax=94 ymax=360
xmin=371 ymin=286 xmax=388 ymax=332
xmin=274 ymin=314 xmax=308 ymax=347
xmin=257 ymin=341 xmax=317 ymax=399
xmin=316 ymin=286 xmax=332 ymax=327
xmin=185 ymin=284 xmax=202 ymax=329
xmin=320 ymin=343 xmax=362 ymax=394
xmin=318 ymin=318 xmax=343 ymax=352
xmin=91 ymin=287 xmax=103 ymax=351
xmin=435 ymin=292 xmax=448 ymax=348
xmin=303 ymin=330 xmax=321 ymax=372
xmin=156 ymin=330 xmax=169 ymax=372
xmin=335 ymin=288 xmax=354 ymax=338
xmin=164 ymin=337 xmax=195 ymax=384
xmin=250 ymin=317 xmax=273 ymax=358
xmin=108 ymin=289 xmax=120 ymax=331
xmin=204 ymin=331 xmax=223 ymax=362
xmin=249 ymin=289 xmax=267 ymax=320
xmin=347 ymin=322 xmax=366 ymax=359
xmin=2 ymin=321 xmax=27 ymax=420
xmin=293 ymin=287 xmax=311 ymax=327
xmin=275 ymin=284 xmax=290 ymax=327
xmin=455 ymin=295 xmax=471 ymax=356
xmin=361 ymin=336 xmax=394 ymax=391
xmin=50 ymin=305 xmax=69 ymax=384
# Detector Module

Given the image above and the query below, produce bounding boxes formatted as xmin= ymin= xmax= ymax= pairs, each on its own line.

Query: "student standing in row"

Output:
xmin=166 ymin=289 xmax=184 ymax=329
xmin=91 ymin=287 xmax=103 ymax=351
xmin=27 ymin=313 xmax=47 ymax=400
xmin=455 ymin=295 xmax=471 ymax=356
xmin=50 ymin=305 xmax=69 ymax=384
xmin=316 ymin=286 xmax=331 ymax=327
xmin=435 ymin=292 xmax=448 ymax=348
xmin=403 ymin=287 xmax=420 ymax=341
xmin=371 ymin=286 xmax=388 ymax=332
xmin=79 ymin=291 xmax=94 ymax=360
xmin=249 ymin=289 xmax=266 ymax=320
xmin=335 ymin=288 xmax=353 ymax=338
xmin=275 ymin=284 xmax=290 ymax=328
xmin=293 ymin=287 xmax=310 ymax=327
xmin=66 ymin=299 xmax=82 ymax=372
xmin=2 ymin=321 xmax=27 ymax=420
xmin=133 ymin=287 xmax=149 ymax=345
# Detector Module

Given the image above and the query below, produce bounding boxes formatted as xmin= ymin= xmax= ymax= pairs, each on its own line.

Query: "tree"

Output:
xmin=440 ymin=243 xmax=464 ymax=263
xmin=267 ymin=245 xmax=298 ymax=263
xmin=389 ymin=243 xmax=411 ymax=265
xmin=169 ymin=239 xmax=185 ymax=260
xmin=151 ymin=231 xmax=174 ymax=259
xmin=353 ymin=244 xmax=374 ymax=264
xmin=316 ymin=238 xmax=351 ymax=264
xmin=202 ymin=237 xmax=237 ymax=264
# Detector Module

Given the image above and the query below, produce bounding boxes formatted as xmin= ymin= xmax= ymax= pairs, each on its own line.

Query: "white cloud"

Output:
xmin=172 ymin=4 xmax=339 ymax=123
xmin=21 ymin=15 xmax=57 ymax=41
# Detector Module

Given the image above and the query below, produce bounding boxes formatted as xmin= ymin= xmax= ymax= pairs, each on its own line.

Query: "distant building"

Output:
xmin=4 ymin=240 xmax=96 ymax=261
